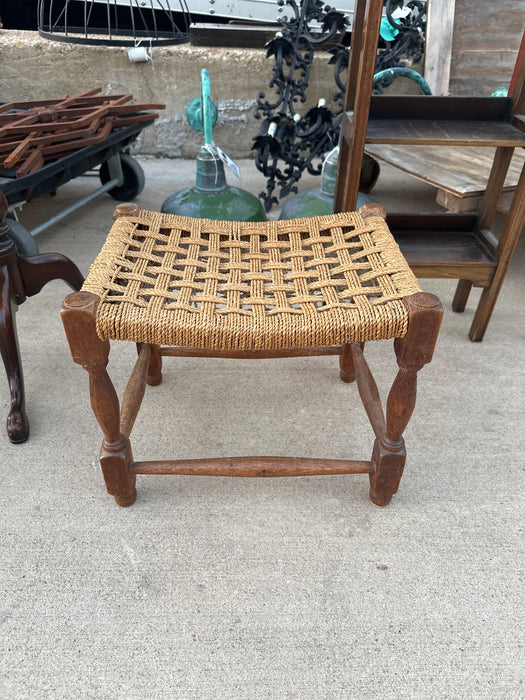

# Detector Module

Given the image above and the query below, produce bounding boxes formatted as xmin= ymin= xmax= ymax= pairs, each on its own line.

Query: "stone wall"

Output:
xmin=3 ymin=6 xmax=519 ymax=163
xmin=0 ymin=30 xmax=339 ymax=159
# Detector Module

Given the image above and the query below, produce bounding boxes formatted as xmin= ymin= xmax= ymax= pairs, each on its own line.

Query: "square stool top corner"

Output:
xmin=82 ymin=209 xmax=421 ymax=350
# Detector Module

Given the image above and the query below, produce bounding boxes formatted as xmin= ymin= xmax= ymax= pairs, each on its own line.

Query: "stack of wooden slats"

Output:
xmin=0 ymin=88 xmax=164 ymax=177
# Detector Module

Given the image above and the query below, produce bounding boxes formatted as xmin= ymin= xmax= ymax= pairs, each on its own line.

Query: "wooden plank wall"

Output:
xmin=449 ymin=0 xmax=524 ymax=95
xmin=425 ymin=0 xmax=456 ymax=95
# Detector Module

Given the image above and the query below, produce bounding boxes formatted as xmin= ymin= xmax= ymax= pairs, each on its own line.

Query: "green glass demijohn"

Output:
xmin=279 ymin=146 xmax=372 ymax=220
xmin=161 ymin=69 xmax=266 ymax=222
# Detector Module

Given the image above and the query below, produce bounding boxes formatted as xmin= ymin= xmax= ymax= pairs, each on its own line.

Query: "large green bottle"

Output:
xmin=162 ymin=70 xmax=266 ymax=222
xmin=279 ymin=146 xmax=373 ymax=220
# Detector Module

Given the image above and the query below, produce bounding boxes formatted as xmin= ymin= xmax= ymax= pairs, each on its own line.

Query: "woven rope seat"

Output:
xmin=82 ymin=209 xmax=422 ymax=350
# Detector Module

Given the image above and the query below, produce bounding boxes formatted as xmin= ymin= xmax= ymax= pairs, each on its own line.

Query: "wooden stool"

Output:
xmin=61 ymin=202 xmax=442 ymax=507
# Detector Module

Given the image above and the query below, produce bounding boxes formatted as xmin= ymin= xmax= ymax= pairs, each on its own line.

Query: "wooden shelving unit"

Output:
xmin=334 ymin=0 xmax=525 ymax=341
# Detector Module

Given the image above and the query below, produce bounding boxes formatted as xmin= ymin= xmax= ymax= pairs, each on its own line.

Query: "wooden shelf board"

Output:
xmin=364 ymin=118 xmax=525 ymax=147
xmin=389 ymin=227 xmax=497 ymax=284
xmin=365 ymin=144 xmax=525 ymax=197
xmin=364 ymin=143 xmax=525 ymax=213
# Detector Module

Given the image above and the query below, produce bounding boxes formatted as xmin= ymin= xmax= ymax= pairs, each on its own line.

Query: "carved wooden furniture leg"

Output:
xmin=17 ymin=254 xmax=84 ymax=297
xmin=0 ymin=191 xmax=84 ymax=442
xmin=369 ymin=292 xmax=443 ymax=505
xmin=0 ymin=194 xmax=30 ymax=442
xmin=0 ymin=265 xmax=28 ymax=443
xmin=61 ymin=291 xmax=136 ymax=506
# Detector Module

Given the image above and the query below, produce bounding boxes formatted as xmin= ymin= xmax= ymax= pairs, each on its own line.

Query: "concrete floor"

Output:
xmin=1 ymin=157 xmax=524 ymax=699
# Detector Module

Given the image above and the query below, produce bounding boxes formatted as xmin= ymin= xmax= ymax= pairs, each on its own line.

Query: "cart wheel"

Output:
xmin=5 ymin=218 xmax=39 ymax=256
xmin=100 ymin=153 xmax=145 ymax=201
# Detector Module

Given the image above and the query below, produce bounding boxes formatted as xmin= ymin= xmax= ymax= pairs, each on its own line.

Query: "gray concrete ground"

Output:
xmin=1 ymin=157 xmax=524 ymax=699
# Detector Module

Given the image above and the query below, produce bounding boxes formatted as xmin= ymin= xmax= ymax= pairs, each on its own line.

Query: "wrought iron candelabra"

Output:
xmin=253 ymin=0 xmax=348 ymax=211
xmin=252 ymin=0 xmax=427 ymax=212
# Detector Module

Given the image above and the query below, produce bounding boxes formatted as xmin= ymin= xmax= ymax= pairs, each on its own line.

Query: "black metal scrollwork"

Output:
xmin=253 ymin=0 xmax=427 ymax=212
xmin=253 ymin=0 xmax=349 ymax=212
xmin=376 ymin=0 xmax=427 ymax=73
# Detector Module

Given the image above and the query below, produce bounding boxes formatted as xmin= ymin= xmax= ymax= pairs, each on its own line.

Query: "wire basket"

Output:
xmin=38 ymin=0 xmax=191 ymax=46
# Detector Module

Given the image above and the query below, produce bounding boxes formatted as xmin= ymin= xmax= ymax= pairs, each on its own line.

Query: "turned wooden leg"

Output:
xmin=452 ymin=280 xmax=472 ymax=313
xmin=147 ymin=344 xmax=162 ymax=386
xmin=339 ymin=343 xmax=356 ymax=383
xmin=340 ymin=342 xmax=366 ymax=383
xmin=137 ymin=343 xmax=162 ymax=385
xmin=0 ymin=266 xmax=29 ymax=443
xmin=61 ymin=291 xmax=136 ymax=506
xmin=369 ymin=292 xmax=443 ymax=506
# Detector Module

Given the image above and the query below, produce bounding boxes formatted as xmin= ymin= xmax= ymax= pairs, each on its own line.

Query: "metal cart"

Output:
xmin=0 ymin=119 xmax=151 ymax=254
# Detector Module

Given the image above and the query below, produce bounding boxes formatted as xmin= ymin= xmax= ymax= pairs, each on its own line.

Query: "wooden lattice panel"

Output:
xmin=0 ymin=89 xmax=164 ymax=176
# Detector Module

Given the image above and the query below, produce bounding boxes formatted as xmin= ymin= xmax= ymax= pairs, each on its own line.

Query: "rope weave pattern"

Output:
xmin=82 ymin=210 xmax=421 ymax=349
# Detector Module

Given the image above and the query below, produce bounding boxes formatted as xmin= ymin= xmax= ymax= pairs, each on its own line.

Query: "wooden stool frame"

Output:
xmin=61 ymin=204 xmax=442 ymax=507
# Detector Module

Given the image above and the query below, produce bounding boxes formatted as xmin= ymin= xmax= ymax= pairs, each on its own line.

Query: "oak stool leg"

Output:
xmin=339 ymin=343 xmax=357 ymax=383
xmin=369 ymin=292 xmax=443 ymax=506
xmin=136 ymin=343 xmax=162 ymax=386
xmin=147 ymin=344 xmax=162 ymax=386
xmin=61 ymin=291 xmax=136 ymax=506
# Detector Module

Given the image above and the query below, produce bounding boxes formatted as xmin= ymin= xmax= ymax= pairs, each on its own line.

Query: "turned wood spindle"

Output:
xmin=61 ymin=290 xmax=136 ymax=506
xmin=370 ymin=292 xmax=443 ymax=506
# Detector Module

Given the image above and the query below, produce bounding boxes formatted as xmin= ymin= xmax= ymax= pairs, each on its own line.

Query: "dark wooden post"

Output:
xmin=61 ymin=290 xmax=136 ymax=506
xmin=0 ymin=264 xmax=28 ymax=443
xmin=0 ymin=191 xmax=29 ymax=443
xmin=469 ymin=160 xmax=525 ymax=341
xmin=147 ymin=344 xmax=162 ymax=385
xmin=339 ymin=344 xmax=356 ymax=383
xmin=333 ymin=0 xmax=384 ymax=213
xmin=137 ymin=343 xmax=162 ymax=385
xmin=369 ymin=292 xmax=443 ymax=505
xmin=0 ymin=190 xmax=83 ymax=443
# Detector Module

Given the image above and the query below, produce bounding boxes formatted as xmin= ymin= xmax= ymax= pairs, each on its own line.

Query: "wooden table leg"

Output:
xmin=0 ymin=265 xmax=29 ymax=443
xmin=0 ymin=193 xmax=30 ymax=442
xmin=0 ymin=190 xmax=84 ymax=443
